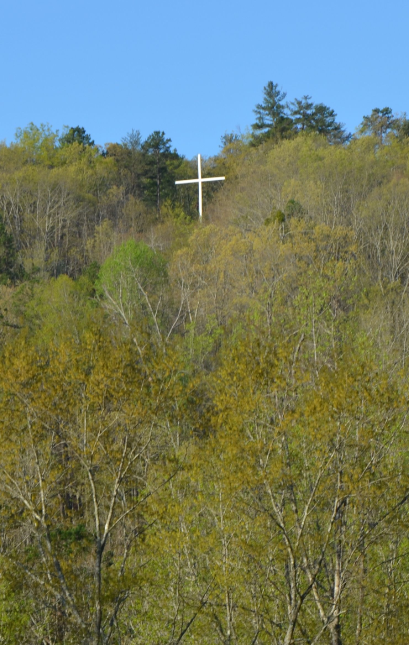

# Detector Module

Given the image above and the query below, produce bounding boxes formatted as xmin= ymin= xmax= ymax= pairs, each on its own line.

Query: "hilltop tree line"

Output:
xmin=0 ymin=81 xmax=408 ymax=284
xmin=249 ymin=81 xmax=409 ymax=145
xmin=1 ymin=84 xmax=409 ymax=644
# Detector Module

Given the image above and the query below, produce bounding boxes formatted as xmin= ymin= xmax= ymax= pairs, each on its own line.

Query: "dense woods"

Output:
xmin=1 ymin=85 xmax=409 ymax=644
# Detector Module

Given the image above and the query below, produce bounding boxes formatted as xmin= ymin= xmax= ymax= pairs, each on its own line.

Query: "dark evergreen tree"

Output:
xmin=141 ymin=131 xmax=181 ymax=214
xmin=290 ymin=96 xmax=349 ymax=143
xmin=251 ymin=81 xmax=294 ymax=144
xmin=309 ymin=103 xmax=349 ymax=143
xmin=289 ymin=95 xmax=315 ymax=131
xmin=59 ymin=126 xmax=95 ymax=147
xmin=0 ymin=213 xmax=23 ymax=284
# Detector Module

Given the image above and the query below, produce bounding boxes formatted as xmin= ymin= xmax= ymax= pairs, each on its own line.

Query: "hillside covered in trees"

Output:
xmin=1 ymin=84 xmax=409 ymax=644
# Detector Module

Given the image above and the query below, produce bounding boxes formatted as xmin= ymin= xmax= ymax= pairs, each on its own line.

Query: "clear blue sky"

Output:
xmin=1 ymin=0 xmax=408 ymax=159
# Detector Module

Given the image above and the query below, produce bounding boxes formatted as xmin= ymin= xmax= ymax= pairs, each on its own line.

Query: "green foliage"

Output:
xmin=14 ymin=122 xmax=59 ymax=165
xmin=359 ymin=106 xmax=397 ymax=143
xmin=251 ymin=82 xmax=348 ymax=146
xmin=50 ymin=524 xmax=92 ymax=557
xmin=2 ymin=105 xmax=409 ymax=644
xmin=0 ymin=213 xmax=23 ymax=284
xmin=59 ymin=125 xmax=95 ymax=147
xmin=97 ymin=238 xmax=167 ymax=298
xmin=290 ymin=94 xmax=349 ymax=143
xmin=252 ymin=80 xmax=293 ymax=143
xmin=121 ymin=128 xmax=142 ymax=151
xmin=220 ymin=131 xmax=242 ymax=150
xmin=24 ymin=273 xmax=99 ymax=344
xmin=141 ymin=130 xmax=182 ymax=213
xmin=0 ymin=574 xmax=31 ymax=645
xmin=395 ymin=115 xmax=409 ymax=139
xmin=96 ymin=238 xmax=168 ymax=340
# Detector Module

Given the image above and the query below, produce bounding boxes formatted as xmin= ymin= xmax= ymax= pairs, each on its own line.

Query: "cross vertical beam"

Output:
xmin=198 ymin=153 xmax=203 ymax=220
xmin=175 ymin=154 xmax=225 ymax=221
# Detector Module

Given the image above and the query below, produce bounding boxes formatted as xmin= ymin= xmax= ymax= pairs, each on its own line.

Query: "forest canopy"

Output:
xmin=1 ymin=83 xmax=409 ymax=644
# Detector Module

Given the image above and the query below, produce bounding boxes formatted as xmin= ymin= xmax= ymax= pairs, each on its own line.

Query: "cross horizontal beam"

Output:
xmin=175 ymin=177 xmax=225 ymax=185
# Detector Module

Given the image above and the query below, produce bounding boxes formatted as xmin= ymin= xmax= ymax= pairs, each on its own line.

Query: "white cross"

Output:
xmin=175 ymin=154 xmax=225 ymax=221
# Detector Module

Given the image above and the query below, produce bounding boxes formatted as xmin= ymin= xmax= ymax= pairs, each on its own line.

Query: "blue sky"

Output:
xmin=1 ymin=0 xmax=408 ymax=159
